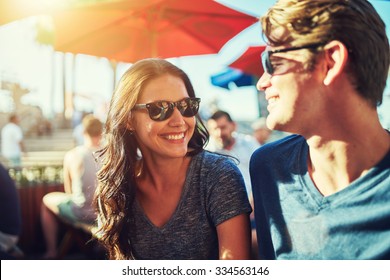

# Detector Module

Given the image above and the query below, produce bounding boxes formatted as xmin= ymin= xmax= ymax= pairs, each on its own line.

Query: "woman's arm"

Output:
xmin=216 ymin=213 xmax=251 ymax=260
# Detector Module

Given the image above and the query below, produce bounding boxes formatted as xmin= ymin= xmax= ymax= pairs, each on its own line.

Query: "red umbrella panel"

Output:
xmin=229 ymin=45 xmax=266 ymax=77
xmin=49 ymin=0 xmax=258 ymax=62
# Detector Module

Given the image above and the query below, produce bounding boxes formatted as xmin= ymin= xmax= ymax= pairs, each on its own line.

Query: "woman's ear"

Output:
xmin=126 ymin=114 xmax=135 ymax=132
xmin=322 ymin=40 xmax=349 ymax=86
xmin=126 ymin=123 xmax=134 ymax=132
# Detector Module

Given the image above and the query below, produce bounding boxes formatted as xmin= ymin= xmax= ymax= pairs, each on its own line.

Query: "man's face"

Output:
xmin=207 ymin=116 xmax=236 ymax=149
xmin=256 ymin=31 xmax=325 ymax=135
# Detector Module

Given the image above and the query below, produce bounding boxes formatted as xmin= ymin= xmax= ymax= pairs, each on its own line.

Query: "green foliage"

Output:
xmin=35 ymin=16 xmax=55 ymax=45
xmin=8 ymin=165 xmax=63 ymax=186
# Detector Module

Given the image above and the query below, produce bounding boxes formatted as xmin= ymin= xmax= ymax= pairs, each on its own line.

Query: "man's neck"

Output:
xmin=306 ymin=128 xmax=390 ymax=196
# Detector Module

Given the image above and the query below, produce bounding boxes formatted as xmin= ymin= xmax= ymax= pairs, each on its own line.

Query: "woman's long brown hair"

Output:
xmin=94 ymin=58 xmax=209 ymax=259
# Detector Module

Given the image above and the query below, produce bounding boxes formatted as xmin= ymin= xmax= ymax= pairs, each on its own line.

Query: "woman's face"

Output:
xmin=130 ymin=74 xmax=196 ymax=161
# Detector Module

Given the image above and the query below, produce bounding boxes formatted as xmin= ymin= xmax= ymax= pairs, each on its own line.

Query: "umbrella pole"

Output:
xmin=110 ymin=60 xmax=117 ymax=90
xmin=61 ymin=53 xmax=67 ymax=128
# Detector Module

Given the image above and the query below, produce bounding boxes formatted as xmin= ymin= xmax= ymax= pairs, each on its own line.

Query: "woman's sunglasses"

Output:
xmin=261 ymin=42 xmax=325 ymax=75
xmin=133 ymin=97 xmax=201 ymax=121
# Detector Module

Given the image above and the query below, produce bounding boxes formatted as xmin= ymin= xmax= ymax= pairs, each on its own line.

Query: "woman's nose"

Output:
xmin=168 ymin=107 xmax=186 ymax=126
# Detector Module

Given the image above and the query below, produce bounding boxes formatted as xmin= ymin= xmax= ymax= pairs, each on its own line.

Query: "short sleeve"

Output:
xmin=205 ymin=156 xmax=252 ymax=226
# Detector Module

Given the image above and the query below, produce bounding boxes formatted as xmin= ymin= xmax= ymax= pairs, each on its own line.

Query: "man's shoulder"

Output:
xmin=1 ymin=123 xmax=13 ymax=131
xmin=252 ymin=134 xmax=305 ymax=159
xmin=64 ymin=145 xmax=86 ymax=161
xmin=1 ymin=123 xmax=22 ymax=136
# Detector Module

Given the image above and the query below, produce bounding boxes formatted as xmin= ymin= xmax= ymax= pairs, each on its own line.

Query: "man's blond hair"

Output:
xmin=82 ymin=114 xmax=103 ymax=137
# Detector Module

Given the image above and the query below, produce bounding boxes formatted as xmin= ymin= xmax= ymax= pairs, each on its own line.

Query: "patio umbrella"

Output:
xmin=48 ymin=0 xmax=257 ymax=62
xmin=229 ymin=45 xmax=266 ymax=77
xmin=210 ymin=68 xmax=256 ymax=90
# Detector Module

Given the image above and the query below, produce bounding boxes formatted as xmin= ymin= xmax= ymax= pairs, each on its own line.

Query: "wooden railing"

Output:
xmin=17 ymin=183 xmax=64 ymax=255
xmin=7 ymin=165 xmax=64 ymax=256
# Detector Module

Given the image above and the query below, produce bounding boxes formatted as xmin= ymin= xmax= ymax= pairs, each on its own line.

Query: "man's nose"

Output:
xmin=256 ymin=72 xmax=271 ymax=92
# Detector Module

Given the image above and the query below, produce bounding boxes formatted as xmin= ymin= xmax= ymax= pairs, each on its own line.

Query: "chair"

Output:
xmin=57 ymin=217 xmax=102 ymax=259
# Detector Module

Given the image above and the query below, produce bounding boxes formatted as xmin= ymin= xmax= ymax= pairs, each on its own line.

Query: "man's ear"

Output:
xmin=322 ymin=40 xmax=349 ymax=86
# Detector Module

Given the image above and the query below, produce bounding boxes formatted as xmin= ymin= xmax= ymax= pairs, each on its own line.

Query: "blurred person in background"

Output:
xmin=207 ymin=110 xmax=259 ymax=197
xmin=72 ymin=112 xmax=91 ymax=146
xmin=1 ymin=114 xmax=26 ymax=168
xmin=206 ymin=110 xmax=260 ymax=259
xmin=251 ymin=117 xmax=272 ymax=145
xmin=41 ymin=114 xmax=103 ymax=259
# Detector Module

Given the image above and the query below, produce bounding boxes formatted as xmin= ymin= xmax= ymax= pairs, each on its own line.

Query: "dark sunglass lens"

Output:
xmin=181 ymin=98 xmax=199 ymax=117
xmin=148 ymin=101 xmax=173 ymax=121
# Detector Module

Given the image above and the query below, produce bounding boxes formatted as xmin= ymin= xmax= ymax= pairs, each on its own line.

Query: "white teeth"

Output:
xmin=268 ymin=97 xmax=278 ymax=104
xmin=166 ymin=133 xmax=184 ymax=140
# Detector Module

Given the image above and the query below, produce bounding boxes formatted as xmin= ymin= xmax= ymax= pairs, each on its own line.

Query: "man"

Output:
xmin=207 ymin=110 xmax=259 ymax=259
xmin=250 ymin=0 xmax=390 ymax=259
xmin=207 ymin=110 xmax=259 ymax=196
xmin=1 ymin=114 xmax=25 ymax=168
xmin=41 ymin=114 xmax=103 ymax=259
xmin=251 ymin=117 xmax=272 ymax=145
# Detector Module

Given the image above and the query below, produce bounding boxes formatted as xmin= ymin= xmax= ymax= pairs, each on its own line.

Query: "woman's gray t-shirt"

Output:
xmin=129 ymin=150 xmax=252 ymax=259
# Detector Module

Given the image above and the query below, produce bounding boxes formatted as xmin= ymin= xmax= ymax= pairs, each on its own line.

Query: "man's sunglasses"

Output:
xmin=133 ymin=97 xmax=201 ymax=121
xmin=261 ymin=42 xmax=325 ymax=75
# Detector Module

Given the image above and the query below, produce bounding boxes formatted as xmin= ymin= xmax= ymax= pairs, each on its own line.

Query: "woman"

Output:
xmin=95 ymin=58 xmax=251 ymax=260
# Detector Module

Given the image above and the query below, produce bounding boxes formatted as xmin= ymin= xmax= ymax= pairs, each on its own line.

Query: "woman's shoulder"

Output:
xmin=189 ymin=151 xmax=241 ymax=182
xmin=195 ymin=150 xmax=236 ymax=168
xmin=189 ymin=151 xmax=245 ymax=190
